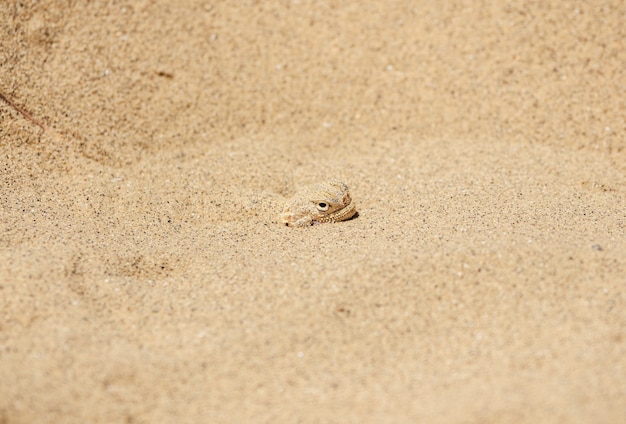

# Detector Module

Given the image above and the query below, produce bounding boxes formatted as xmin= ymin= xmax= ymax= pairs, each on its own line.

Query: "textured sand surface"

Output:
xmin=1 ymin=1 xmax=625 ymax=423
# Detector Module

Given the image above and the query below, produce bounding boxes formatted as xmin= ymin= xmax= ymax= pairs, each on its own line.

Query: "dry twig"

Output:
xmin=0 ymin=91 xmax=47 ymax=130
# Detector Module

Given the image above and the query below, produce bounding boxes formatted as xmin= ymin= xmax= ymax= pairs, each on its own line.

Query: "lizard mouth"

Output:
xmin=314 ymin=199 xmax=357 ymax=224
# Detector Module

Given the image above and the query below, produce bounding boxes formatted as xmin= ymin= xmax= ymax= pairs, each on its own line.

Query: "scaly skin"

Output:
xmin=281 ymin=180 xmax=357 ymax=227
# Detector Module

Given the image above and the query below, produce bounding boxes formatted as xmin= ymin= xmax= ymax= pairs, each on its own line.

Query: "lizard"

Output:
xmin=281 ymin=180 xmax=357 ymax=227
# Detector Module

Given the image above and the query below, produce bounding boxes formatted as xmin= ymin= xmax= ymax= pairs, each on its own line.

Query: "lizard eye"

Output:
xmin=316 ymin=202 xmax=329 ymax=211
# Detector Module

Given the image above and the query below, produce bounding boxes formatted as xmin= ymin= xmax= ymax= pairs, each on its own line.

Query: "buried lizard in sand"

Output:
xmin=281 ymin=180 xmax=357 ymax=227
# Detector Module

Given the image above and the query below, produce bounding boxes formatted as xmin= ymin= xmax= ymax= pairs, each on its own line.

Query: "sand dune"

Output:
xmin=1 ymin=1 xmax=625 ymax=422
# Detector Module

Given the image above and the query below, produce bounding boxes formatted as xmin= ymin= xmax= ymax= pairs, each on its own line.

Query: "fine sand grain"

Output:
xmin=1 ymin=1 xmax=625 ymax=423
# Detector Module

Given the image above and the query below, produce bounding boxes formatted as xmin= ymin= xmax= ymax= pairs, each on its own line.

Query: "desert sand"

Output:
xmin=1 ymin=1 xmax=625 ymax=423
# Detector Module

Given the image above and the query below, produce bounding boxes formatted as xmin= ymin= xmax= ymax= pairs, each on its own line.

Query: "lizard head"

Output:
xmin=281 ymin=180 xmax=357 ymax=227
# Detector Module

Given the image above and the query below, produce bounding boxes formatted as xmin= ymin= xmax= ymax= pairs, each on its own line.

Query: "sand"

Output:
xmin=1 ymin=1 xmax=625 ymax=422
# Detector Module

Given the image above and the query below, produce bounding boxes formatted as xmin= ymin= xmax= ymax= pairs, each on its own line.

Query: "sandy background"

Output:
xmin=1 ymin=1 xmax=625 ymax=422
